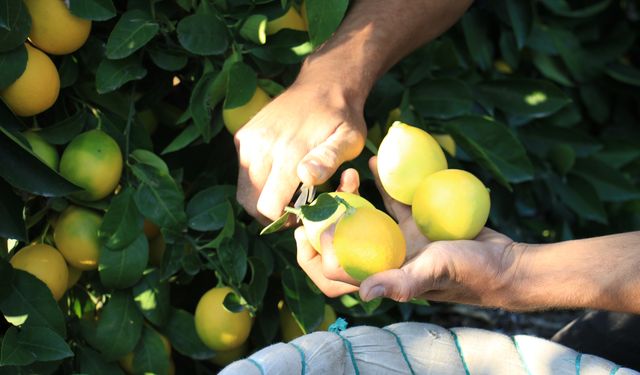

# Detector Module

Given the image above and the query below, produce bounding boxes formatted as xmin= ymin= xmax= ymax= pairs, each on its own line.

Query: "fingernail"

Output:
xmin=305 ymin=160 xmax=327 ymax=181
xmin=364 ymin=285 xmax=385 ymax=301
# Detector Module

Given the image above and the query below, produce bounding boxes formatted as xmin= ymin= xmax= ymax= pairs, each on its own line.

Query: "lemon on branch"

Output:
xmin=24 ymin=0 xmax=91 ymax=55
xmin=195 ymin=287 xmax=252 ymax=351
xmin=10 ymin=243 xmax=69 ymax=301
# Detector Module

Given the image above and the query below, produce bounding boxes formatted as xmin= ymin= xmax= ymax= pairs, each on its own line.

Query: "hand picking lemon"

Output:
xmin=412 ymin=169 xmax=490 ymax=241
xmin=333 ymin=207 xmax=406 ymax=281
xmin=10 ymin=243 xmax=69 ymax=301
xmin=377 ymin=121 xmax=447 ymax=204
xmin=302 ymin=192 xmax=374 ymax=254
xmin=195 ymin=287 xmax=252 ymax=351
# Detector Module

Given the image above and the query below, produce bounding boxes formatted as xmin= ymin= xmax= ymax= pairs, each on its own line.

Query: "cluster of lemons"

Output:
xmin=0 ymin=0 xmax=91 ymax=116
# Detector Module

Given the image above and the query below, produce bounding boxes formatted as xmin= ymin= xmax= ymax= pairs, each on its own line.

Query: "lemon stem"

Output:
xmin=284 ymin=206 xmax=302 ymax=216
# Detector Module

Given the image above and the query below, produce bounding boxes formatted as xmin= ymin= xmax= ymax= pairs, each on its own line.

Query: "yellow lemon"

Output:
xmin=10 ymin=243 xmax=68 ymax=301
xmin=66 ymin=265 xmax=82 ymax=289
xmin=279 ymin=301 xmax=336 ymax=342
xmin=24 ymin=0 xmax=91 ymax=55
xmin=433 ymin=133 xmax=456 ymax=157
xmin=59 ymin=129 xmax=123 ymax=201
xmin=333 ymin=207 xmax=406 ymax=281
xmin=0 ymin=44 xmax=60 ymax=116
xmin=266 ymin=7 xmax=307 ymax=35
xmin=23 ymin=131 xmax=59 ymax=169
xmin=195 ymin=287 xmax=252 ymax=351
xmin=223 ymin=86 xmax=271 ymax=134
xmin=211 ymin=341 xmax=249 ymax=367
xmin=412 ymin=169 xmax=490 ymax=241
xmin=302 ymin=192 xmax=374 ymax=254
xmin=53 ymin=206 xmax=102 ymax=270
xmin=377 ymin=121 xmax=447 ymax=204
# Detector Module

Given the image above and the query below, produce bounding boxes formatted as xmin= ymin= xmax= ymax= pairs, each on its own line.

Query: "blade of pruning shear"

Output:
xmin=293 ymin=184 xmax=316 ymax=209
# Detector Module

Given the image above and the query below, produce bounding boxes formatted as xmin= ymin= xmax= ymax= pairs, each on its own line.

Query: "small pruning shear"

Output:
xmin=293 ymin=184 xmax=316 ymax=209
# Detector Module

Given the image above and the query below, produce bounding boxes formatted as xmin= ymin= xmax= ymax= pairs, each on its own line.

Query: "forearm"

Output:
xmin=297 ymin=0 xmax=473 ymax=108
xmin=505 ymin=232 xmax=640 ymax=313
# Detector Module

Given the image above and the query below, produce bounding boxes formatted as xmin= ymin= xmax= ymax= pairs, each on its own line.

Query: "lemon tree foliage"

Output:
xmin=0 ymin=0 xmax=639 ymax=373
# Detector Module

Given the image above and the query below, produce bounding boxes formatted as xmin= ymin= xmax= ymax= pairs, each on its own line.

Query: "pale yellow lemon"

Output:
xmin=24 ymin=0 xmax=91 ymax=55
xmin=266 ymin=7 xmax=307 ymax=35
xmin=195 ymin=287 xmax=252 ymax=351
xmin=10 ymin=243 xmax=68 ymax=301
xmin=23 ymin=131 xmax=59 ymax=169
xmin=53 ymin=206 xmax=102 ymax=270
xmin=223 ymin=86 xmax=271 ymax=134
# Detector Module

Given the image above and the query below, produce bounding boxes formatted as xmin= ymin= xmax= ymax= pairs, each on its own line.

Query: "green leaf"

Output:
xmin=299 ymin=193 xmax=341 ymax=222
xmin=282 ymin=267 xmax=324 ymax=334
xmin=160 ymin=124 xmax=200 ymax=155
xmin=59 ymin=54 xmax=79 ymax=88
xmin=260 ymin=211 xmax=291 ymax=235
xmin=224 ymin=62 xmax=258 ymax=109
xmin=520 ymin=123 xmax=601 ymax=157
xmin=36 ymin=110 xmax=86 ymax=145
xmin=0 ymin=270 xmax=66 ymax=337
xmin=163 ymin=308 xmax=214 ymax=360
xmin=69 ymin=0 xmax=116 ymax=21
xmin=106 ymin=10 xmax=159 ymax=59
xmin=505 ymin=0 xmax=532 ymax=49
xmin=131 ymin=163 xmax=187 ymax=231
xmin=77 ymin=347 xmax=125 ymax=375
xmin=579 ymin=84 xmax=610 ymax=124
xmin=99 ymin=187 xmax=144 ymax=250
xmin=99 ymin=234 xmax=148 ymax=289
xmin=532 ymin=53 xmax=573 ymax=87
xmin=444 ymin=116 xmax=534 ymax=187
xmin=0 ymin=0 xmax=30 ymax=53
xmin=94 ymin=291 xmax=144 ymax=361
xmin=0 ymin=261 xmax=13 ymax=301
xmin=148 ymin=47 xmax=188 ymax=72
xmin=306 ymin=0 xmax=349 ymax=48
xmin=186 ymin=186 xmax=235 ymax=231
xmin=132 ymin=270 xmax=170 ymax=326
xmin=540 ymin=0 xmax=612 ymax=18
xmin=0 ymin=126 xmax=79 ymax=197
xmin=132 ymin=326 xmax=170 ymax=375
xmin=572 ymin=158 xmax=640 ymax=202
xmin=0 ymin=44 xmax=26 ymax=90
xmin=189 ymin=70 xmax=219 ymax=141
xmin=549 ymin=175 xmax=607 ymax=224
xmin=239 ymin=257 xmax=269 ymax=307
xmin=218 ymin=237 xmax=248 ymax=285
xmin=222 ymin=291 xmax=245 ymax=313
xmin=476 ymin=79 xmax=571 ymax=117
xmin=0 ymin=179 xmax=26 ymax=241
xmin=240 ymin=14 xmax=268 ymax=45
xmin=462 ymin=9 xmax=492 ymax=71
xmin=0 ymin=326 xmax=72 ymax=366
xmin=410 ymin=78 xmax=473 ymax=119
xmin=95 ymin=55 xmax=147 ymax=94
xmin=605 ymin=62 xmax=640 ymax=87
xmin=177 ymin=12 xmax=228 ymax=55
xmin=130 ymin=149 xmax=169 ymax=173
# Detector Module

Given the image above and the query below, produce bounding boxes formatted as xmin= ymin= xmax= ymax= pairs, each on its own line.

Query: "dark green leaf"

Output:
xmin=224 ymin=62 xmax=258 ymax=109
xmin=189 ymin=70 xmax=219 ymax=141
xmin=0 ymin=179 xmax=26 ymax=241
xmin=240 ymin=257 xmax=269 ymax=307
xmin=0 ymin=260 xmax=13 ymax=300
xmin=131 ymin=162 xmax=186 ymax=231
xmin=299 ymin=193 xmax=341 ymax=222
xmin=186 ymin=186 xmax=235 ymax=231
xmin=505 ymin=1 xmax=532 ymax=49
xmin=106 ymin=10 xmax=159 ymax=59
xmin=37 ymin=110 xmax=86 ymax=145
xmin=94 ymin=291 xmax=144 ymax=361
xmin=532 ymin=53 xmax=573 ymax=87
xmin=58 ymin=54 xmax=79 ymax=88
xmin=0 ymin=0 xmax=30 ymax=53
xmin=0 ymin=44 xmax=26 ymax=90
xmin=260 ymin=211 xmax=291 ymax=235
xmin=218 ymin=237 xmax=248 ymax=285
xmin=132 ymin=270 xmax=171 ymax=326
xmin=549 ymin=175 xmax=607 ymax=224
xmin=161 ymin=124 xmax=200 ymax=155
xmin=95 ymin=55 xmax=147 ymax=94
xmin=605 ymin=62 xmax=640 ymax=87
xmin=203 ymin=203 xmax=235 ymax=249
xmin=148 ymin=47 xmax=188 ymax=71
xmin=0 ymin=270 xmax=66 ymax=337
xmin=77 ymin=347 xmax=125 ymax=375
xmin=99 ymin=234 xmax=148 ymax=289
xmin=132 ymin=326 xmax=170 ymax=375
xmin=540 ymin=0 xmax=612 ymax=18
xmin=462 ymin=9 xmax=492 ymax=71
xmin=476 ymin=79 xmax=571 ymax=117
xmin=306 ymin=0 xmax=348 ymax=47
xmin=99 ymin=187 xmax=144 ymax=250
xmin=520 ymin=123 xmax=601 ymax=157
xmin=69 ymin=0 xmax=116 ymax=21
xmin=0 ymin=326 xmax=72 ymax=366
xmin=282 ymin=267 xmax=324 ymax=334
xmin=0 ymin=126 xmax=79 ymax=197
xmin=445 ymin=116 xmax=534 ymax=187
xmin=410 ymin=78 xmax=473 ymax=119
xmin=572 ymin=158 xmax=640 ymax=202
xmin=240 ymin=14 xmax=268 ymax=45
xmin=177 ymin=12 xmax=228 ymax=55
xmin=222 ymin=290 xmax=245 ymax=313
xmin=163 ymin=308 xmax=214 ymax=360
xmin=579 ymin=84 xmax=609 ymax=124
xmin=130 ymin=149 xmax=169 ymax=173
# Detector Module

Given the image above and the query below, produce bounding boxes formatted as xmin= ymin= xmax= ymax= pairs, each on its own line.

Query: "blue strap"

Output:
xmin=511 ymin=336 xmax=532 ymax=375
xmin=247 ymin=358 xmax=265 ymax=375
xmin=289 ymin=342 xmax=307 ymax=375
xmin=328 ymin=317 xmax=359 ymax=374
xmin=575 ymin=353 xmax=583 ymax=375
xmin=383 ymin=328 xmax=415 ymax=375
xmin=328 ymin=317 xmax=348 ymax=333
xmin=610 ymin=365 xmax=621 ymax=375
xmin=449 ymin=329 xmax=470 ymax=375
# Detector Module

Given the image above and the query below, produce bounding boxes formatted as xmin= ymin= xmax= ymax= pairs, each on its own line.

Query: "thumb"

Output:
xmin=359 ymin=268 xmax=422 ymax=303
xmin=297 ymin=126 xmax=365 ymax=186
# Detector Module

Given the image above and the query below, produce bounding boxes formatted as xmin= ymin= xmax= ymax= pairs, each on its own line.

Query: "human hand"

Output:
xmin=234 ymin=77 xmax=366 ymax=224
xmin=297 ymin=156 xmax=520 ymax=308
